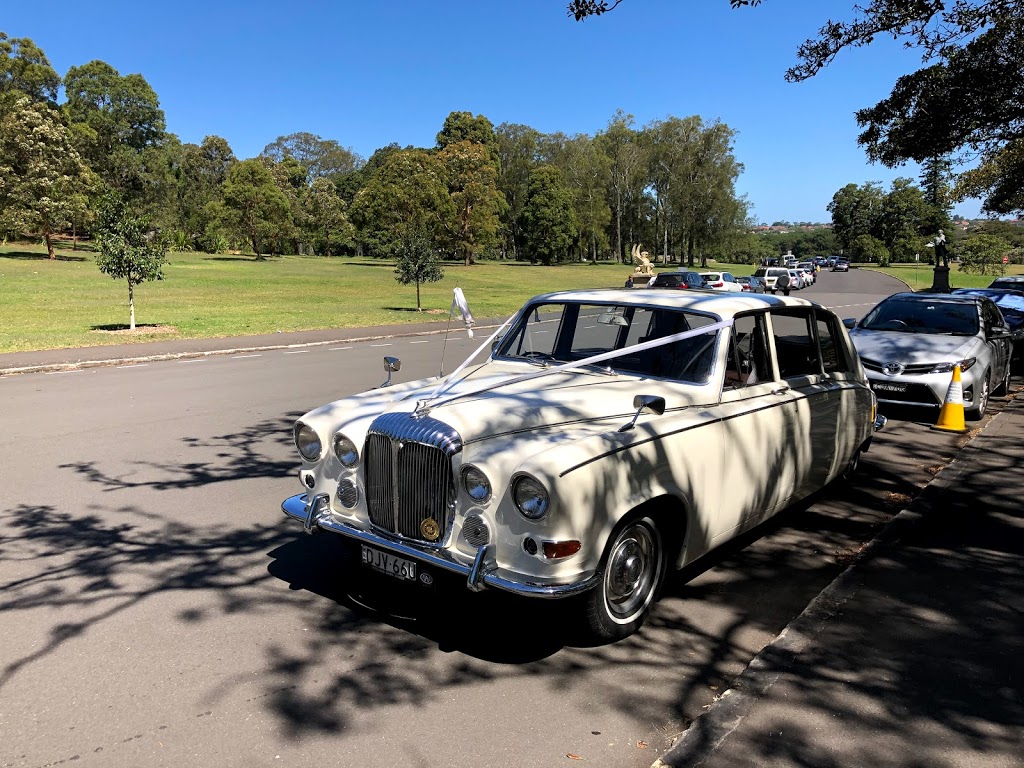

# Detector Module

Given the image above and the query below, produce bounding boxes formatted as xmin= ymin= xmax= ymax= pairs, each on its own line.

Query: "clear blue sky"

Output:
xmin=3 ymin=0 xmax=982 ymax=224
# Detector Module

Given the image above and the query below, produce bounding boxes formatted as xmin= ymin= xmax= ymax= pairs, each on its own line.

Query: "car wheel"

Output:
xmin=995 ymin=361 xmax=1012 ymax=396
xmin=968 ymin=371 xmax=990 ymax=420
xmin=576 ymin=515 xmax=665 ymax=644
xmin=841 ymin=448 xmax=862 ymax=483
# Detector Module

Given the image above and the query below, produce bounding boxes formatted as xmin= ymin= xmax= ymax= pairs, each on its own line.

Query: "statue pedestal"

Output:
xmin=926 ymin=266 xmax=952 ymax=293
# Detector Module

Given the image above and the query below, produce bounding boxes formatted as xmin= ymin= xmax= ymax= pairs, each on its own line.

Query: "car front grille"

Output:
xmin=860 ymin=357 xmax=936 ymax=375
xmin=363 ymin=412 xmax=462 ymax=544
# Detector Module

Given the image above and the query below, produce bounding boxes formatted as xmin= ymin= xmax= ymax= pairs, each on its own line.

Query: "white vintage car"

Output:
xmin=282 ymin=289 xmax=883 ymax=642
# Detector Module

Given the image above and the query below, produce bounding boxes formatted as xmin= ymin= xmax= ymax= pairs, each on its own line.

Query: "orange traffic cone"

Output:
xmin=931 ymin=364 xmax=968 ymax=433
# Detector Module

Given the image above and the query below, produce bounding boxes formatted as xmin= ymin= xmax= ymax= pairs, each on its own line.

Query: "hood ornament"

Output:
xmin=412 ymin=399 xmax=432 ymax=419
xmin=882 ymin=362 xmax=905 ymax=376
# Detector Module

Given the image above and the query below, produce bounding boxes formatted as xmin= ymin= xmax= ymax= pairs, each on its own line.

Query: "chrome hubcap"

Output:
xmin=604 ymin=524 xmax=658 ymax=620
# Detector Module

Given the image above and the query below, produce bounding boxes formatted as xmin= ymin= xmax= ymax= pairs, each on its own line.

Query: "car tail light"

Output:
xmin=709 ymin=281 xmax=723 ymax=288
xmin=741 ymin=285 xmax=750 ymax=291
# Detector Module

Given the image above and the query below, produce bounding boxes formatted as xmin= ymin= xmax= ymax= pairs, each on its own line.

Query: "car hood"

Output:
xmin=301 ymin=360 xmax=711 ymax=453
xmin=850 ymin=328 xmax=979 ymax=363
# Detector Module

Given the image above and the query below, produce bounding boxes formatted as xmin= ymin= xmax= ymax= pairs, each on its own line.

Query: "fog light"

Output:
xmin=523 ymin=537 xmax=538 ymax=555
xmin=337 ymin=479 xmax=358 ymax=508
xmin=542 ymin=540 xmax=582 ymax=559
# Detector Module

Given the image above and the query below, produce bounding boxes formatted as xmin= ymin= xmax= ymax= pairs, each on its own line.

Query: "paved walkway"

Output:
xmin=657 ymin=392 xmax=1024 ymax=768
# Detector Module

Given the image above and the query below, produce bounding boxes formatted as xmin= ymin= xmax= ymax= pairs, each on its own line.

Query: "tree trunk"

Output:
xmin=251 ymin=234 xmax=263 ymax=261
xmin=325 ymin=226 xmax=331 ymax=258
xmin=416 ymin=280 xmax=421 ymax=310
xmin=44 ymin=226 xmax=55 ymax=260
xmin=128 ymin=282 xmax=136 ymax=330
xmin=615 ymin=188 xmax=623 ymax=264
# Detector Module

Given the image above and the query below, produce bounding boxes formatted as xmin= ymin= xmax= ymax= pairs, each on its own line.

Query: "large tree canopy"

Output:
xmin=571 ymin=1 xmax=1024 ymax=215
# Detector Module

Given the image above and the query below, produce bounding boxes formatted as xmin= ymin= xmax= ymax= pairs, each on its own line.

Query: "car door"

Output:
xmin=982 ymin=299 xmax=1012 ymax=384
xmin=712 ymin=311 xmax=801 ymax=544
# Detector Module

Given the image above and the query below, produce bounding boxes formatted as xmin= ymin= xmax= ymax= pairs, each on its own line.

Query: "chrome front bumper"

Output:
xmin=281 ymin=494 xmax=598 ymax=599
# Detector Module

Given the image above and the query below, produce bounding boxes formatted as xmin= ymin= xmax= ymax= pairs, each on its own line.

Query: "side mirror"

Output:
xmin=843 ymin=318 xmax=857 ymax=330
xmin=988 ymin=326 xmax=1009 ymax=339
xmin=619 ymin=395 xmax=667 ymax=432
xmin=380 ymin=356 xmax=402 ymax=388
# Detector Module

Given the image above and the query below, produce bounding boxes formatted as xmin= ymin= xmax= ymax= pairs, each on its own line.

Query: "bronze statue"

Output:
xmin=932 ymin=230 xmax=949 ymax=267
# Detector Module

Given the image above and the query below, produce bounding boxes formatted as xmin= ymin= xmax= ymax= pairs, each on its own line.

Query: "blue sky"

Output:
xmin=4 ymin=0 xmax=981 ymax=223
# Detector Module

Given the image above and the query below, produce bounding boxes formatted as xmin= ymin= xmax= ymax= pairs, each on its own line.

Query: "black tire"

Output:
xmin=840 ymin=447 xmax=862 ymax=483
xmin=576 ymin=515 xmax=665 ymax=644
xmin=967 ymin=371 xmax=990 ymax=420
xmin=783 ymin=288 xmax=791 ymax=296
xmin=995 ymin=361 xmax=1012 ymax=397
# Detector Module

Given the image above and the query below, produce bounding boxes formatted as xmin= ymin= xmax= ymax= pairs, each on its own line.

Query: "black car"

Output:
xmin=988 ymin=276 xmax=1024 ymax=291
xmin=647 ymin=271 xmax=706 ymax=290
xmin=737 ymin=275 xmax=766 ymax=293
xmin=953 ymin=288 xmax=1024 ymax=357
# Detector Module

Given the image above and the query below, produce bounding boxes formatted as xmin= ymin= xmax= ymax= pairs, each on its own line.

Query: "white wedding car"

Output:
xmin=282 ymin=289 xmax=883 ymax=642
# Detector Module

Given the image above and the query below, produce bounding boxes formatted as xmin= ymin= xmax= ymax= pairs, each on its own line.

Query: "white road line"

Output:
xmin=179 ymin=359 xmax=205 ymax=364
xmin=371 ymin=343 xmax=392 ymax=347
xmin=283 ymin=350 xmax=308 ymax=355
xmin=583 ymin=325 xmax=596 ymax=329
xmin=118 ymin=364 xmax=148 ymax=368
xmin=232 ymin=354 xmax=262 ymax=359
xmin=409 ymin=340 xmax=429 ymax=344
xmin=330 ymin=346 xmax=351 ymax=351
xmin=45 ymin=369 xmax=82 ymax=375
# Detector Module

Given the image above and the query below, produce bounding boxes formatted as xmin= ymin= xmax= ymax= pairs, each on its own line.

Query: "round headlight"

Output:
xmin=461 ymin=465 xmax=492 ymax=503
xmin=294 ymin=422 xmax=322 ymax=462
xmin=332 ymin=433 xmax=359 ymax=467
xmin=512 ymin=475 xmax=549 ymax=519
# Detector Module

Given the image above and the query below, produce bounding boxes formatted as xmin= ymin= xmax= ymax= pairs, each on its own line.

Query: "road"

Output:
xmin=0 ymin=268 xmax=988 ymax=768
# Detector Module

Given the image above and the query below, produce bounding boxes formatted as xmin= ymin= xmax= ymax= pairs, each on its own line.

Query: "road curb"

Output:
xmin=0 ymin=323 xmax=505 ymax=378
xmin=651 ymin=400 xmax=1004 ymax=768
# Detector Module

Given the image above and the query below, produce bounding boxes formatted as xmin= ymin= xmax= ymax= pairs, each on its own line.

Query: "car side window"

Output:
xmin=769 ymin=309 xmax=821 ymax=379
xmin=982 ymin=301 xmax=1003 ymax=333
xmin=724 ymin=313 xmax=772 ymax=389
xmin=814 ymin=311 xmax=853 ymax=374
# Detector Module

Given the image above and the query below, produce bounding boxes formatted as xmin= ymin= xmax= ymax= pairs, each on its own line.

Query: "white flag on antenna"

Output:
xmin=451 ymin=287 xmax=476 ymax=337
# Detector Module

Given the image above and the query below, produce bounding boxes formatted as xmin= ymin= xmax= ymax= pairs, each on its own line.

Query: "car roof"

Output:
xmin=882 ymin=291 xmax=983 ymax=304
xmin=529 ymin=288 xmax=822 ymax=316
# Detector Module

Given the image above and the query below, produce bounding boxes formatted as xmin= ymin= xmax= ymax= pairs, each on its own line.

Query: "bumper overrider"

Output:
xmin=282 ymin=493 xmax=598 ymax=599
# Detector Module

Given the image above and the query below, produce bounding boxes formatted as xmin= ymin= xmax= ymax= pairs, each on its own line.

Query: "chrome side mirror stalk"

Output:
xmin=619 ymin=395 xmax=666 ymax=432
xmin=380 ymin=356 xmax=402 ymax=388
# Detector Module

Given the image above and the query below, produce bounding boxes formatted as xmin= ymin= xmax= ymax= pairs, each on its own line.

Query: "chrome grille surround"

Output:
xmin=860 ymin=357 xmax=936 ymax=376
xmin=364 ymin=412 xmax=463 ymax=545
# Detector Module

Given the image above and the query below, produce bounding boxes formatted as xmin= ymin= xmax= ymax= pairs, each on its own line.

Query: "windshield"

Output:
xmin=495 ymin=302 xmax=720 ymax=383
xmin=860 ymin=299 xmax=979 ymax=336
xmin=957 ymin=290 xmax=1024 ymax=314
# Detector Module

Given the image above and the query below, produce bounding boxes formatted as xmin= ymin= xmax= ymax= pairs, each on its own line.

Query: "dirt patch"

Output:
xmin=91 ymin=325 xmax=179 ymax=337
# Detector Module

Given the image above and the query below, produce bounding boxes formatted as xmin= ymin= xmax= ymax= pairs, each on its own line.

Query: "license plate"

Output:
xmin=361 ymin=545 xmax=417 ymax=581
xmin=873 ymin=382 xmax=907 ymax=393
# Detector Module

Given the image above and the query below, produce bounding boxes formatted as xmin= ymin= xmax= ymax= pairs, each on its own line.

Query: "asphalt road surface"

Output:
xmin=0 ymin=269 xmax=989 ymax=768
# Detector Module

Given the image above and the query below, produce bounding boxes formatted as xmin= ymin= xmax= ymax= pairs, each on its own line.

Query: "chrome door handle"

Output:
xmin=771 ymin=387 xmax=790 ymax=396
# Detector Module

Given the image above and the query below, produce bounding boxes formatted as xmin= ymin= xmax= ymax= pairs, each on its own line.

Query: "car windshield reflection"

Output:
xmin=860 ymin=299 xmax=979 ymax=336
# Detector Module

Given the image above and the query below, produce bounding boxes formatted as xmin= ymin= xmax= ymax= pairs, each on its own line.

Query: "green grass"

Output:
xmin=0 ymin=243 xmax=718 ymax=354
xmin=859 ymin=262 xmax=1024 ymax=291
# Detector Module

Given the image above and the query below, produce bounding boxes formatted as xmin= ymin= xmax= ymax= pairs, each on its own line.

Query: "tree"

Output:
xmin=496 ymin=123 xmax=543 ymax=260
xmin=260 ymin=132 xmax=363 ymax=183
xmin=0 ymin=33 xmax=60 ymax=117
xmin=958 ymin=232 xmax=1011 ymax=275
xmin=304 ymin=177 xmax=353 ymax=256
xmin=0 ymin=99 xmax=96 ymax=259
xmin=439 ymin=139 xmax=506 ymax=265
xmin=394 ymin=233 xmax=444 ymax=310
xmin=63 ymin=60 xmax=167 ymax=207
xmin=217 ymin=158 xmax=291 ymax=259
xmin=522 ymin=165 xmax=578 ymax=265
xmin=849 ymin=232 xmax=890 ymax=265
xmin=595 ymin=110 xmax=647 ymax=263
xmin=828 ymin=182 xmax=885 ymax=252
xmin=95 ymin=196 xmax=168 ymax=329
xmin=349 ymin=149 xmax=452 ymax=258
xmin=878 ymin=178 xmax=931 ymax=257
xmin=436 ymin=111 xmax=498 ymax=155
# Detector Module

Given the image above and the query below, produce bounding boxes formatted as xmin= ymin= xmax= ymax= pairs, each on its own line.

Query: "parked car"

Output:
xmin=796 ymin=264 xmax=816 ymax=285
xmin=988 ymin=276 xmax=1024 ymax=291
xmin=788 ymin=269 xmax=806 ymax=290
xmin=737 ymin=275 xmax=766 ymax=293
xmin=798 ymin=261 xmax=818 ymax=278
xmin=952 ymin=288 xmax=1024 ymax=356
xmin=647 ymin=271 xmax=706 ymax=290
xmin=848 ymin=292 xmax=1013 ymax=418
xmin=699 ymin=271 xmax=743 ymax=291
xmin=753 ymin=266 xmax=794 ymax=295
xmin=283 ymin=289 xmax=883 ymax=643
xmin=832 ymin=260 xmax=849 ymax=272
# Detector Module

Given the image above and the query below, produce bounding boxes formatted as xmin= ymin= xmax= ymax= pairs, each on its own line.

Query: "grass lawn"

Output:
xmin=859 ymin=262 xmax=1024 ymax=291
xmin=0 ymin=243 xmax=735 ymax=354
